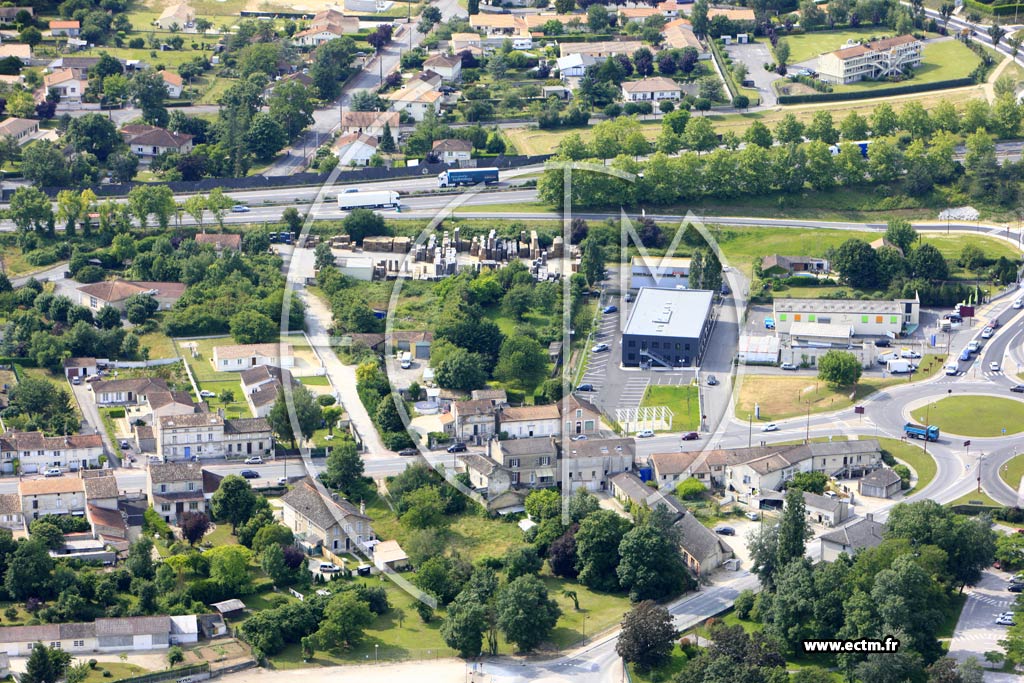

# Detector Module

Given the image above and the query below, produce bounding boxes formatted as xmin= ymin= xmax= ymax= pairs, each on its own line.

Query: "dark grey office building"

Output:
xmin=621 ymin=288 xmax=714 ymax=368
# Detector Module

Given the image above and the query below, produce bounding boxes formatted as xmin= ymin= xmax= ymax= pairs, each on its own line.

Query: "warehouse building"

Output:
xmin=772 ymin=295 xmax=919 ymax=337
xmin=622 ymin=288 xmax=715 ymax=368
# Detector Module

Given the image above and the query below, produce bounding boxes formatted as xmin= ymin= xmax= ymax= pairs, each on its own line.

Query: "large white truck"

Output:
xmin=337 ymin=189 xmax=400 ymax=210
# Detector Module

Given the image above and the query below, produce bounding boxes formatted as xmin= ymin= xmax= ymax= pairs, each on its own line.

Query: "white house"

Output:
xmin=0 ymin=117 xmax=39 ymax=146
xmin=125 ymin=127 xmax=194 ymax=158
xmin=211 ymin=343 xmax=294 ymax=372
xmin=155 ymin=414 xmax=273 ymax=462
xmin=155 ymin=2 xmax=193 ymax=30
xmin=48 ymin=20 xmax=79 ymax=37
xmin=19 ymin=477 xmax=86 ymax=520
xmin=556 ymin=53 xmax=597 ymax=79
xmin=423 ymin=53 xmax=462 ymax=81
xmin=621 ymin=76 xmax=683 ymax=102
xmin=293 ymin=9 xmax=359 ymax=46
xmin=431 ymin=138 xmax=472 ymax=164
xmin=0 ymin=432 xmax=104 ymax=474
xmin=334 ymin=132 xmax=378 ymax=166
xmin=500 ymin=405 xmax=560 ymax=439
xmin=340 ymin=110 xmax=399 ymax=138
xmin=161 ymin=70 xmax=183 ymax=97
xmin=385 ymin=81 xmax=442 ymax=122
xmin=90 ymin=377 xmax=171 ymax=406
xmin=43 ymin=68 xmax=86 ymax=101
xmin=0 ymin=616 xmax=197 ymax=656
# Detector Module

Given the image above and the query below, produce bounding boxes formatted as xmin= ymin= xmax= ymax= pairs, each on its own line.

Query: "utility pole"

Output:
xmin=805 ymin=401 xmax=811 ymax=444
xmin=978 ymin=452 xmax=984 ymax=493
xmin=747 ymin=413 xmax=752 ymax=449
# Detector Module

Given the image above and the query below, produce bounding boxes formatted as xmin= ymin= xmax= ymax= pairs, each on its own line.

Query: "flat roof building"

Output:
xmin=772 ymin=295 xmax=919 ymax=337
xmin=622 ymin=287 xmax=714 ymax=368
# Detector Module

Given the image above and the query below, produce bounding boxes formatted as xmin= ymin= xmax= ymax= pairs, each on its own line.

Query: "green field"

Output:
xmin=640 ymin=384 xmax=701 ymax=431
xmin=1000 ymin=452 xmax=1024 ymax=492
xmin=876 ymin=436 xmax=937 ymax=495
xmin=911 ymin=395 xmax=1024 ymax=437
xmin=781 ymin=28 xmax=902 ymax=64
xmin=835 ymin=40 xmax=982 ymax=93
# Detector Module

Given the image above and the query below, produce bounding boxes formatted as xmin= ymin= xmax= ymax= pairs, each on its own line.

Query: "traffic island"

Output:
xmin=910 ymin=396 xmax=1024 ymax=438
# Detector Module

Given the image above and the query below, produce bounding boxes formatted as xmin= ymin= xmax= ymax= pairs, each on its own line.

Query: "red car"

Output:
xmin=681 ymin=432 xmax=700 ymax=441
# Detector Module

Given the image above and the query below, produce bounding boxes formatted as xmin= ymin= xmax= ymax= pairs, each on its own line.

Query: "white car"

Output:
xmin=244 ymin=456 xmax=263 ymax=465
xmin=199 ymin=390 xmax=216 ymax=398
xmin=900 ymin=350 xmax=921 ymax=359
xmin=982 ymin=327 xmax=994 ymax=339
xmin=1015 ymin=299 xmax=1023 ymax=309
xmin=591 ymin=343 xmax=609 ymax=353
xmin=991 ymin=362 xmax=1001 ymax=372
xmin=997 ymin=615 xmax=1016 ymax=626
xmin=318 ymin=562 xmax=341 ymax=573
xmin=43 ymin=467 xmax=62 ymax=477
xmin=762 ymin=423 xmax=779 ymax=432
xmin=636 ymin=429 xmax=655 ymax=438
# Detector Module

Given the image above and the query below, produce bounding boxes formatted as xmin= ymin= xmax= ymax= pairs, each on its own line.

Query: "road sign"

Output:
xmin=1003 ymin=428 xmax=1007 ymax=435
xmin=964 ymin=440 xmax=971 ymax=447
xmin=854 ymin=406 xmax=865 ymax=415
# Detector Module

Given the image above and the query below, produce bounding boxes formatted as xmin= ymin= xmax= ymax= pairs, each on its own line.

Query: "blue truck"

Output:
xmin=904 ymin=422 xmax=940 ymax=442
xmin=437 ymin=167 xmax=500 ymax=188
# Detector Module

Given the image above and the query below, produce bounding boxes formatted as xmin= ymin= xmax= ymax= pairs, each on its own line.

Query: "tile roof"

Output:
xmin=224 ymin=417 xmax=272 ymax=434
xmin=49 ymin=20 xmax=79 ymax=29
xmin=453 ymin=399 xmax=496 ymax=417
xmin=19 ymin=477 xmax=85 ymax=496
xmin=501 ymin=405 xmax=560 ymax=422
xmin=0 ymin=431 xmax=102 ymax=452
xmin=281 ymin=479 xmax=369 ymax=531
xmin=127 ymin=127 xmax=193 ymax=148
xmin=84 ymin=475 xmax=119 ymax=500
xmin=868 ymin=34 xmax=918 ymax=50
xmin=460 ymin=453 xmax=502 ymax=476
xmin=195 ymin=233 xmax=241 ymax=250
xmin=861 ymin=467 xmax=901 ymax=487
xmin=213 ymin=343 xmax=293 ymax=360
xmin=159 ymin=413 xmax=223 ymax=430
xmin=0 ymin=117 xmax=36 ymax=138
xmin=62 ymin=357 xmax=96 ymax=368
xmin=832 ymin=43 xmax=872 ymax=59
xmin=44 ymin=68 xmax=84 ymax=87
xmin=622 ymin=76 xmax=683 ymax=93
xmin=496 ymin=437 xmax=557 ymax=457
xmin=820 ymin=516 xmax=885 ymax=550
xmin=147 ymin=391 xmax=196 ymax=410
xmin=87 ymin=504 xmax=126 ymax=533
xmin=148 ymin=461 xmax=203 ymax=484
xmin=340 ymin=110 xmax=399 ymax=130
xmin=648 ymin=451 xmax=701 ymax=477
xmin=470 ymin=389 xmax=507 ymax=403
xmin=423 ymin=53 xmax=461 ymax=69
xmin=0 ymin=623 xmax=59 ymax=642
xmin=78 ymin=280 xmax=185 ymax=303
xmin=431 ymin=138 xmax=472 ymax=153
xmin=674 ymin=510 xmax=732 ymax=563
xmin=95 ymin=616 xmax=170 ymax=636
xmin=91 ymin=377 xmax=170 ymax=396
xmin=562 ymin=437 xmax=635 ymax=461
xmin=161 ymin=70 xmax=183 ymax=87
xmin=802 ymin=491 xmax=844 ymax=513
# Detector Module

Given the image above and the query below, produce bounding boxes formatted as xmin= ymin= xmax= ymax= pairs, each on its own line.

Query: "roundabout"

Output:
xmin=909 ymin=395 xmax=1024 ymax=438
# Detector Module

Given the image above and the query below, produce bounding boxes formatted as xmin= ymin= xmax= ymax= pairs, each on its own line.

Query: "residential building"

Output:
xmin=469 ymin=13 xmax=581 ymax=37
xmin=43 ymin=68 xmax=86 ymax=101
xmin=799 ymin=491 xmax=850 ymax=527
xmin=562 ymin=437 xmax=635 ymax=492
xmin=423 ymin=53 xmax=462 ymax=81
xmin=240 ymin=366 xmax=298 ymax=418
xmin=0 ymin=7 xmax=32 ymax=21
xmin=161 ymin=70 xmax=184 ymax=97
xmin=629 ymin=255 xmax=690 ymax=291
xmin=144 ymin=391 xmax=197 ymax=423
xmin=83 ymin=471 xmax=120 ymax=511
xmin=280 ymin=479 xmax=374 ymax=554
xmin=0 ymin=44 xmax=32 ymax=61
xmin=147 ymin=461 xmax=205 ymax=523
xmin=334 ymin=132 xmax=378 ymax=166
xmin=90 ymin=377 xmax=171 ymax=406
xmin=372 ymin=539 xmax=409 ymax=571
xmin=63 ymin=357 xmax=98 ymax=380
xmin=0 ymin=494 xmax=23 ymax=533
xmin=619 ymin=7 xmax=661 ymax=20
xmin=461 ymin=453 xmax=514 ymax=495
xmin=78 ymin=280 xmax=185 ymax=313
xmin=500 ymin=405 xmax=560 ymax=439
xmin=125 ymin=126 xmax=194 ymax=157
xmin=340 ymin=110 xmax=399 ymax=138
xmin=46 ymin=56 xmax=104 ymax=72
xmin=470 ymin=388 xmax=507 ymax=406
xmin=819 ymin=513 xmax=885 ymax=562
xmin=858 ymin=467 xmax=903 ymax=498
xmin=155 ymin=2 xmax=193 ymax=30
xmin=451 ymin=399 xmax=498 ymax=443
xmin=384 ymin=78 xmax=443 ymax=121
xmin=49 ymin=20 xmax=80 ymax=36
xmin=707 ymin=7 xmax=755 ymax=21
xmin=431 ymin=138 xmax=472 ymax=164
xmin=564 ymin=394 xmax=601 ymax=436
xmin=212 ymin=343 xmax=294 ymax=372
xmin=293 ymin=9 xmax=359 ymax=46
xmin=621 ymin=76 xmax=683 ymax=101
xmin=450 ymin=32 xmax=482 ymax=54
xmin=0 ymin=432 xmax=104 ymax=475
xmin=673 ymin=508 xmax=734 ymax=575
xmin=0 ymin=616 xmax=198 ymax=656
xmin=0 ymin=117 xmax=38 ymax=146
xmin=818 ymin=35 xmax=922 ymax=85
xmin=493 ymin=437 xmax=557 ymax=487
xmin=646 ymin=450 xmax=701 ymax=486
xmin=560 ymin=40 xmax=645 ymax=59
xmin=622 ymin=287 xmax=715 ymax=368
xmin=155 ymin=414 xmax=273 ymax=461
xmin=772 ymin=295 xmax=920 ymax=337
xmin=556 ymin=53 xmax=597 ymax=79
xmin=19 ymin=477 xmax=86 ymax=520
xmin=194 ymin=233 xmax=242 ymax=252
xmin=760 ymin=254 xmax=830 ymax=277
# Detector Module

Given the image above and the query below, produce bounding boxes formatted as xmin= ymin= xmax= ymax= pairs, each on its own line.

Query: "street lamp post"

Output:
xmin=375 ymin=644 xmax=379 ymax=664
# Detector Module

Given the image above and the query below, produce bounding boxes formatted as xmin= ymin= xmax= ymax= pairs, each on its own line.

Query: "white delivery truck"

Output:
xmin=400 ymin=352 xmax=412 ymax=369
xmin=337 ymin=189 xmax=400 ymax=210
xmin=887 ymin=359 xmax=912 ymax=374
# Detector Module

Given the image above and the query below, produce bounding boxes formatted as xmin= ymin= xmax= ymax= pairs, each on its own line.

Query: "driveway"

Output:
xmin=723 ymin=40 xmax=778 ymax=107
xmin=69 ymin=380 xmax=117 ymax=466
xmin=949 ymin=566 xmax=1017 ymax=665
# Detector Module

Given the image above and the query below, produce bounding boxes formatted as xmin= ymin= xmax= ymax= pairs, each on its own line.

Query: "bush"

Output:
xmin=734 ymin=589 xmax=755 ymax=619
xmin=317 ymin=394 xmax=336 ymax=407
xmin=893 ymin=464 xmax=912 ymax=490
xmin=777 ymin=77 xmax=974 ymax=104
xmin=88 ymin=660 xmax=98 ymax=670
xmin=75 ymin=265 xmax=106 ymax=283
xmin=674 ymin=477 xmax=706 ymax=501
xmin=107 ymin=408 xmax=126 ymax=419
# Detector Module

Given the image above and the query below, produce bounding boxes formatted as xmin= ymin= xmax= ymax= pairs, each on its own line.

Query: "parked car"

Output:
xmin=119 ymin=440 xmax=130 ymax=449
xmin=85 ymin=375 xmax=102 ymax=383
xmin=591 ymin=343 xmax=609 ymax=353
xmin=714 ymin=526 xmax=736 ymax=536
xmin=199 ymin=390 xmax=216 ymax=398
xmin=764 ymin=318 xmax=775 ymax=330
xmin=873 ymin=339 xmax=891 ymax=348
xmin=762 ymin=423 xmax=779 ymax=432
xmin=636 ymin=429 xmax=655 ymax=438
xmin=319 ymin=562 xmax=341 ymax=573
xmin=570 ymin=435 xmax=588 ymax=441
xmin=240 ymin=470 xmax=260 ymax=479
xmin=1009 ymin=583 xmax=1024 ymax=593
xmin=231 ymin=204 xmax=250 ymax=213
xmin=397 ymin=448 xmax=417 ymax=457
xmin=681 ymin=432 xmax=700 ymax=441
xmin=1011 ymin=385 xmax=1024 ymax=393
xmin=900 ymin=350 xmax=921 ymax=359
xmin=997 ymin=615 xmax=1016 ymax=626
xmin=602 ymin=305 xmax=618 ymax=314
xmin=446 ymin=442 xmax=467 ymax=453
xmin=244 ymin=456 xmax=263 ymax=465
xmin=576 ymin=384 xmax=595 ymax=392
xmin=71 ymin=376 xmax=81 ymax=385
xmin=706 ymin=375 xmax=719 ymax=386
xmin=780 ymin=363 xmax=797 ymax=370
xmin=43 ymin=468 xmax=62 ymax=477
xmin=277 ymin=477 xmax=288 ymax=486
xmin=745 ymin=512 xmax=760 ymax=521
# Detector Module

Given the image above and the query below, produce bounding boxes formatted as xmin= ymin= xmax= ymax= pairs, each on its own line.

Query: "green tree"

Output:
xmin=840 ymin=111 xmax=869 ymax=141
xmin=442 ymin=591 xmax=487 ymax=658
xmin=743 ymin=120 xmax=773 ymax=148
xmin=65 ymin=113 xmax=121 ymax=161
xmin=575 ymin=510 xmax=631 ymax=591
xmin=342 ymin=208 xmax=386 ymax=244
xmin=247 ymin=113 xmax=287 ymax=163
xmin=5 ymin=539 xmax=54 ymax=601
xmin=617 ymin=507 xmax=691 ymax=601
xmin=229 ymin=310 xmax=277 ymax=344
xmin=323 ymin=438 xmax=370 ymax=499
xmin=884 ymin=218 xmax=917 ymax=254
xmin=684 ymin=116 xmax=717 ymax=154
xmin=579 ymin=237 xmax=605 ymax=285
xmin=210 ymin=475 xmax=259 ymax=531
xmin=268 ymin=81 xmax=315 ymax=139
xmin=817 ymin=350 xmax=862 ymax=387
xmin=130 ymin=70 xmax=169 ymax=127
xmin=831 ymin=238 xmax=879 ymax=289
xmin=494 ymin=336 xmax=547 ymax=389
xmin=496 ymin=575 xmax=561 ymax=652
xmin=806 ymin=111 xmax=838 ymax=145
xmin=774 ymin=113 xmax=804 ymax=144
xmin=788 ymin=471 xmax=828 ymax=494
xmin=433 ymin=346 xmax=488 ymax=392
xmin=525 ymin=489 xmax=562 ymax=521
xmin=567 ymin=488 xmax=600 ymax=523
xmin=871 ymin=102 xmax=898 ymax=136
xmin=909 ymin=244 xmax=949 ymax=281
xmin=414 ymin=555 xmax=471 ymax=605
xmin=316 ymin=589 xmax=373 ymax=648
xmin=504 ymin=546 xmax=543 ymax=580
xmin=266 ymin=384 xmax=323 ymax=449
xmin=22 ymin=643 xmax=71 ymax=683
xmin=616 ymin=601 xmax=676 ymax=671
xmin=9 ymin=186 xmax=54 ymax=234
xmin=777 ymin=488 xmax=811 ymax=569
xmin=207 ymin=545 xmax=253 ymax=594
xmin=401 ymin=486 xmax=448 ymax=529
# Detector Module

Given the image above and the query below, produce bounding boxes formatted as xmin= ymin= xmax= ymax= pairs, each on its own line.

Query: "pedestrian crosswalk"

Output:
xmin=965 ymin=590 xmax=1013 ymax=609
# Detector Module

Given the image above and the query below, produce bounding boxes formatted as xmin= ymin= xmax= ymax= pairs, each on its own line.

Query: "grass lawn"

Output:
xmin=79 ymin=46 xmax=214 ymax=69
xmin=628 ymin=644 xmax=691 ymax=683
xmin=137 ymin=328 xmax=178 ymax=360
xmin=204 ymin=522 xmax=240 ymax=548
xmin=910 ymin=396 xmax=1024 ymax=437
xmin=640 ymin=384 xmax=700 ymax=431
xmin=781 ymin=28 xmax=902 ymax=64
xmin=299 ymin=375 xmax=331 ymax=387
xmin=99 ymin=408 xmax=127 ymax=462
xmin=735 ymin=361 xmax=945 ymax=422
xmin=0 ymin=246 xmax=65 ymax=276
xmin=937 ymin=593 xmax=968 ymax=639
xmin=999 ymin=452 xmax=1024 ymax=491
xmin=948 ymin=489 xmax=1002 ymax=508
xmin=179 ymin=334 xmax=317 ymax=384
xmin=876 ymin=436 xmax=937 ymax=495
xmin=201 ymin=388 xmax=253 ymax=419
xmin=83 ymin=663 xmax=150 ymax=683
xmin=834 ymin=40 xmax=981 ymax=93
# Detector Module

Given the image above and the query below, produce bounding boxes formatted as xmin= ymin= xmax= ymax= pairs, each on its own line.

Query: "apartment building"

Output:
xmin=0 ymin=432 xmax=103 ymax=474
xmin=155 ymin=414 xmax=273 ymax=461
xmin=817 ymin=35 xmax=923 ymax=84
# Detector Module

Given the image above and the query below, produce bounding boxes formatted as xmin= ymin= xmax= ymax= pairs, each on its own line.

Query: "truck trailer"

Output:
xmin=337 ymin=190 xmax=400 ymax=210
xmin=904 ymin=423 xmax=940 ymax=441
xmin=437 ymin=167 xmax=500 ymax=188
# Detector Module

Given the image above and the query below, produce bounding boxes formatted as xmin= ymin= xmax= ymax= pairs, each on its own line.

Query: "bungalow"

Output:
xmin=340 ymin=110 xmax=399 ymax=138
xmin=0 ymin=615 xmax=198 ymax=655
xmin=125 ymin=126 xmax=194 ymax=157
xmin=293 ymin=9 xmax=359 ymax=46
xmin=334 ymin=132 xmax=378 ymax=166
xmin=49 ymin=20 xmax=80 ymax=37
xmin=621 ymin=76 xmax=683 ymax=102
xmin=19 ymin=477 xmax=86 ymax=520
xmin=0 ymin=432 xmax=104 ymax=474
xmin=0 ymin=7 xmax=32 ymax=21
xmin=280 ymin=479 xmax=374 ymax=554
xmin=500 ymin=405 xmax=560 ymax=439
xmin=663 ymin=20 xmax=707 ymax=55
xmin=90 ymin=377 xmax=171 ymax=407
xmin=211 ymin=343 xmax=294 ymax=372
xmin=556 ymin=53 xmax=597 ymax=79
xmin=43 ymin=68 xmax=86 ymax=101
xmin=155 ymin=2 xmax=193 ymax=30
xmin=372 ymin=539 xmax=410 ymax=571
xmin=451 ymin=32 xmax=483 ymax=53
xmin=819 ymin=513 xmax=885 ymax=562
xmin=239 ymin=366 xmax=298 ymax=418
xmin=799 ymin=491 xmax=850 ymax=527
xmin=78 ymin=280 xmax=186 ymax=313
xmin=423 ymin=53 xmax=462 ymax=82
xmin=0 ymin=117 xmax=38 ymax=145
xmin=63 ymin=356 xmax=98 ymax=380
xmin=0 ymin=44 xmax=32 ymax=61
xmin=431 ymin=138 xmax=472 ymax=164
xmin=385 ymin=81 xmax=443 ymax=122
xmin=760 ymin=254 xmax=830 ymax=277
xmin=195 ymin=233 xmax=242 ymax=252
xmin=161 ymin=70 xmax=184 ymax=97
xmin=560 ymin=40 xmax=644 ymax=59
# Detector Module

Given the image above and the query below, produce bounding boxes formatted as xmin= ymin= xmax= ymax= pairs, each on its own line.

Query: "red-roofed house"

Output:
xmin=161 ymin=71 xmax=183 ymax=98
xmin=49 ymin=20 xmax=79 ymax=36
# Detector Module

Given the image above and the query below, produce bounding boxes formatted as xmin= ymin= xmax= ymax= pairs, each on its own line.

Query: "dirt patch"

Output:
xmin=774 ymin=81 xmax=818 ymax=96
xmin=185 ymin=639 xmax=254 ymax=670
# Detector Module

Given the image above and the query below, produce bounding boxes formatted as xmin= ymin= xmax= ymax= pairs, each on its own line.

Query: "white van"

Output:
xmin=944 ymin=363 xmax=959 ymax=376
xmin=512 ymin=37 xmax=533 ymax=50
xmin=400 ymin=352 xmax=412 ymax=369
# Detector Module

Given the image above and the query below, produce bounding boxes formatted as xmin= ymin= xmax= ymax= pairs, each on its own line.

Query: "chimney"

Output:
xmin=865 ymin=513 xmax=874 ymax=522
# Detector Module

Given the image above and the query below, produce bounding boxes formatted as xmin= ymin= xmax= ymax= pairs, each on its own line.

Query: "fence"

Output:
xmin=118 ymin=664 xmax=210 ymax=683
xmin=40 ymin=155 xmax=553 ymax=198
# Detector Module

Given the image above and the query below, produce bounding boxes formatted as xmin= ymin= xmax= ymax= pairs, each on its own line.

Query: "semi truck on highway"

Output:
xmin=904 ymin=423 xmax=940 ymax=441
xmin=337 ymin=190 xmax=400 ymax=210
xmin=437 ymin=167 xmax=500 ymax=188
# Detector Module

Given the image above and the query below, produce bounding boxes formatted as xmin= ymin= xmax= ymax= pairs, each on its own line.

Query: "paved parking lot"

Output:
xmin=723 ymin=40 xmax=777 ymax=107
xmin=950 ymin=567 xmax=1018 ymax=664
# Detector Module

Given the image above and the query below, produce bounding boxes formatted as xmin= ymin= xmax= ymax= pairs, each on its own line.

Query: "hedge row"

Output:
xmin=964 ymin=0 xmax=1024 ymax=14
xmin=776 ymin=77 xmax=975 ymax=104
